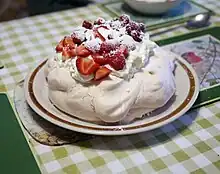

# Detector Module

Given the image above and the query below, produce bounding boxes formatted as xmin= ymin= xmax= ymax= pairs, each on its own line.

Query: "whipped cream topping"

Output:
xmin=52 ymin=15 xmax=156 ymax=83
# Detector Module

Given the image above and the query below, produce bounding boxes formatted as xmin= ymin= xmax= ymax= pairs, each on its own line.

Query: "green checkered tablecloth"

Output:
xmin=1 ymin=0 xmax=220 ymax=173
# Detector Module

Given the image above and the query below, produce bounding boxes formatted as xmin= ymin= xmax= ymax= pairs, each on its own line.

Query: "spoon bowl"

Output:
xmin=186 ymin=13 xmax=211 ymax=28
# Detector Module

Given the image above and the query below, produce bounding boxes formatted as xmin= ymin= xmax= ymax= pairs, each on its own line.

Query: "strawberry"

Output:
xmin=76 ymin=57 xmax=100 ymax=75
xmin=56 ymin=39 xmax=64 ymax=52
xmin=99 ymin=42 xmax=117 ymax=53
xmin=107 ymin=52 xmax=126 ymax=70
xmin=119 ymin=46 xmax=129 ymax=58
xmin=94 ymin=18 xmax=105 ymax=25
xmin=76 ymin=45 xmax=91 ymax=57
xmin=94 ymin=26 xmax=108 ymax=41
xmin=71 ymin=32 xmax=84 ymax=44
xmin=63 ymin=36 xmax=75 ymax=49
xmin=72 ymin=37 xmax=82 ymax=44
xmin=92 ymin=53 xmax=108 ymax=65
xmin=94 ymin=67 xmax=111 ymax=81
xmin=82 ymin=20 xmax=93 ymax=29
xmin=62 ymin=47 xmax=76 ymax=60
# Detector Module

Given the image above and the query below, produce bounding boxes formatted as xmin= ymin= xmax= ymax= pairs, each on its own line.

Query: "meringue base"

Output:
xmin=45 ymin=48 xmax=176 ymax=123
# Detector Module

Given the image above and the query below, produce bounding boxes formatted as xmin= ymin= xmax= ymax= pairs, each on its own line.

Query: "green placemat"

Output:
xmin=0 ymin=93 xmax=41 ymax=174
xmin=156 ymin=26 xmax=220 ymax=109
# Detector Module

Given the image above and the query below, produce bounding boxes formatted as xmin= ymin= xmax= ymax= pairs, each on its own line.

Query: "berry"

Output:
xmin=125 ymin=25 xmax=132 ymax=35
xmin=94 ymin=67 xmax=111 ymax=81
xmin=63 ymin=36 xmax=75 ymax=49
xmin=82 ymin=20 xmax=93 ymax=29
xmin=93 ymin=26 xmax=108 ymax=41
xmin=71 ymin=34 xmax=82 ymax=44
xmin=56 ymin=39 xmax=64 ymax=52
xmin=76 ymin=57 xmax=100 ymax=75
xmin=119 ymin=14 xmax=130 ymax=24
xmin=76 ymin=45 xmax=91 ymax=57
xmin=139 ymin=23 xmax=145 ymax=32
xmin=71 ymin=31 xmax=85 ymax=44
xmin=131 ymin=30 xmax=142 ymax=42
xmin=129 ymin=21 xmax=140 ymax=31
xmin=99 ymin=42 xmax=114 ymax=53
xmin=62 ymin=47 xmax=76 ymax=60
xmin=99 ymin=42 xmax=116 ymax=53
xmin=119 ymin=46 xmax=129 ymax=58
xmin=92 ymin=53 xmax=108 ymax=65
xmin=107 ymin=52 xmax=126 ymax=70
xmin=94 ymin=18 xmax=105 ymax=25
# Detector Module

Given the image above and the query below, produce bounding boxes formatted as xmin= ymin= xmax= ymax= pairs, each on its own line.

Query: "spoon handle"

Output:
xmin=150 ymin=24 xmax=185 ymax=38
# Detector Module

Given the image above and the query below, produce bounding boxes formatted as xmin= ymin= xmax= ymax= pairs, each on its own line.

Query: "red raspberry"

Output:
xmin=119 ymin=46 xmax=129 ymax=58
xmin=126 ymin=25 xmax=132 ymax=35
xmin=100 ymin=42 xmax=117 ymax=53
xmin=107 ymin=52 xmax=126 ymax=70
xmin=129 ymin=21 xmax=140 ymax=31
xmin=119 ymin=14 xmax=130 ymax=24
xmin=131 ymin=30 xmax=142 ymax=42
xmin=71 ymin=32 xmax=84 ymax=44
xmin=139 ymin=23 xmax=145 ymax=32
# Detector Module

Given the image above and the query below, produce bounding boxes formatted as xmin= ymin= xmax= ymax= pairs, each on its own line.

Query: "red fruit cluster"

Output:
xmin=54 ymin=16 xmax=146 ymax=81
xmin=76 ymin=57 xmax=111 ymax=81
xmin=55 ymin=36 xmax=76 ymax=60
xmin=92 ymin=44 xmax=128 ymax=71
xmin=118 ymin=14 xmax=145 ymax=42
xmin=55 ymin=36 xmax=91 ymax=60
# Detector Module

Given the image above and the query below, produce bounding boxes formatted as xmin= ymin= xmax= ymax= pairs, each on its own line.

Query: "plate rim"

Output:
xmin=24 ymin=56 xmax=199 ymax=135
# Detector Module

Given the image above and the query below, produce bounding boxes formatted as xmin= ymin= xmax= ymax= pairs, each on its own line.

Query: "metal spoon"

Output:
xmin=150 ymin=13 xmax=211 ymax=37
xmin=186 ymin=13 xmax=211 ymax=29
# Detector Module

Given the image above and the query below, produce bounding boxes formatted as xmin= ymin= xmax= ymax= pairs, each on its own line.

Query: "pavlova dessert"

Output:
xmin=44 ymin=15 xmax=176 ymax=123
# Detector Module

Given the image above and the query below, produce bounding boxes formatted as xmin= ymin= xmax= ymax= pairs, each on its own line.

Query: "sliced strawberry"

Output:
xmin=62 ymin=48 xmax=70 ymax=61
xmin=94 ymin=67 xmax=111 ymax=81
xmin=92 ymin=53 xmax=108 ymax=65
xmin=72 ymin=37 xmax=82 ymax=44
xmin=56 ymin=39 xmax=64 ymax=52
xmin=68 ymin=48 xmax=77 ymax=57
xmin=62 ymin=47 xmax=76 ymax=60
xmin=94 ymin=26 xmax=108 ymax=41
xmin=76 ymin=57 xmax=100 ymax=75
xmin=107 ymin=52 xmax=126 ymax=70
xmin=76 ymin=45 xmax=91 ymax=57
xmin=63 ymin=36 xmax=75 ymax=49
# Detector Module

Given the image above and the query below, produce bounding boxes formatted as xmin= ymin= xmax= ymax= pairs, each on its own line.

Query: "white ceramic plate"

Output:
xmin=24 ymin=56 xmax=199 ymax=136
